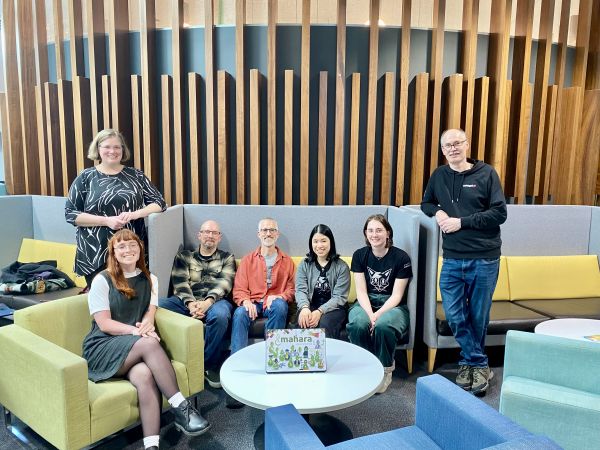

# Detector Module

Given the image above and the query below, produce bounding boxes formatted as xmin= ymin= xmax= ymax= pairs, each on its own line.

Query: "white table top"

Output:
xmin=534 ymin=318 xmax=600 ymax=342
xmin=220 ymin=338 xmax=384 ymax=414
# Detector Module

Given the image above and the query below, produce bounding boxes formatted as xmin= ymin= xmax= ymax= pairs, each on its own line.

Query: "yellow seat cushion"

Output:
xmin=507 ymin=255 xmax=600 ymax=300
xmin=18 ymin=238 xmax=86 ymax=288
xmin=436 ymin=256 xmax=510 ymax=301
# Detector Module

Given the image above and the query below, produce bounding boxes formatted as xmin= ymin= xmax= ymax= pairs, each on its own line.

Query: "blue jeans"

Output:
xmin=439 ymin=258 xmax=500 ymax=367
xmin=230 ymin=298 xmax=288 ymax=354
xmin=158 ymin=295 xmax=233 ymax=370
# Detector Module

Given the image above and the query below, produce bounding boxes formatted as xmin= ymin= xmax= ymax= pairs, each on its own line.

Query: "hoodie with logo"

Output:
xmin=421 ymin=159 xmax=507 ymax=259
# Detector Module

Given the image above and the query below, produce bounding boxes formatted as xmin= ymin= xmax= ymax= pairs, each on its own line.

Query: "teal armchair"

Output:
xmin=500 ymin=330 xmax=600 ymax=450
xmin=0 ymin=294 xmax=204 ymax=450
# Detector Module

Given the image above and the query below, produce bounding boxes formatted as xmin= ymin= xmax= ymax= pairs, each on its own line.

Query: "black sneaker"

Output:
xmin=205 ymin=369 xmax=221 ymax=389
xmin=225 ymin=394 xmax=244 ymax=409
xmin=172 ymin=399 xmax=211 ymax=436
xmin=471 ymin=366 xmax=493 ymax=396
xmin=456 ymin=365 xmax=473 ymax=390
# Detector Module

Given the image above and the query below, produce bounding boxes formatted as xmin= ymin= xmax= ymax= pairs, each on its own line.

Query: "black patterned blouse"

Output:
xmin=65 ymin=166 xmax=166 ymax=276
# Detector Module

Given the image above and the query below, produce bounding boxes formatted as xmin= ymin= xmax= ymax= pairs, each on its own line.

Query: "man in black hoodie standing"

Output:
xmin=421 ymin=128 xmax=507 ymax=396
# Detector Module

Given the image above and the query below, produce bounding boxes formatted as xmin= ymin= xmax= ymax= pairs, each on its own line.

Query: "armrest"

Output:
xmin=484 ymin=436 xmax=562 ymax=449
xmin=155 ymin=308 xmax=204 ymax=394
xmin=504 ymin=330 xmax=600 ymax=395
xmin=415 ymin=375 xmax=532 ymax=448
xmin=265 ymin=404 xmax=325 ymax=450
xmin=0 ymin=325 xmax=90 ymax=450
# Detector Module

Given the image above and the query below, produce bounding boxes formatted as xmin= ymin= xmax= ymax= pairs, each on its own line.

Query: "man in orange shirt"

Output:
xmin=230 ymin=217 xmax=295 ymax=355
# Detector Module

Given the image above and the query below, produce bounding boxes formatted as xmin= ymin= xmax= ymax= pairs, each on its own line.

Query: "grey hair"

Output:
xmin=258 ymin=217 xmax=278 ymax=231
xmin=440 ymin=128 xmax=468 ymax=146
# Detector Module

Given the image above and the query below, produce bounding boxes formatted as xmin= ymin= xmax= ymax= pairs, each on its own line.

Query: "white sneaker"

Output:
xmin=377 ymin=363 xmax=395 ymax=394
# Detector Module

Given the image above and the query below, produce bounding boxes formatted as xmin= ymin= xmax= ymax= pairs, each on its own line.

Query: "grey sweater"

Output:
xmin=295 ymin=257 xmax=350 ymax=314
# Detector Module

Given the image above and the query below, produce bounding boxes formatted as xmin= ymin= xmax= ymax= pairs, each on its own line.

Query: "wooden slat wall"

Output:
xmin=1 ymin=0 xmax=599 ymax=207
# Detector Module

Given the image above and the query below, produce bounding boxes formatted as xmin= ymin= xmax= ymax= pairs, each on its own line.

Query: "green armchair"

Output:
xmin=500 ymin=330 xmax=600 ymax=450
xmin=0 ymin=294 xmax=204 ymax=450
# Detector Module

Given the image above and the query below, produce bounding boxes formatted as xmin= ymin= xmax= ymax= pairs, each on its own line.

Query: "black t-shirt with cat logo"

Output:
xmin=351 ymin=246 xmax=412 ymax=298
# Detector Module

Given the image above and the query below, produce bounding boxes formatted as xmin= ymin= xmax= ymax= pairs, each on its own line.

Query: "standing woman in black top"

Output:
xmin=65 ymin=129 xmax=166 ymax=288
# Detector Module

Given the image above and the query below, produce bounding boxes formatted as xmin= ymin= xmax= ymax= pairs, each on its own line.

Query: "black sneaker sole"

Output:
xmin=206 ymin=378 xmax=221 ymax=389
xmin=457 ymin=382 xmax=472 ymax=391
xmin=174 ymin=422 xmax=211 ymax=436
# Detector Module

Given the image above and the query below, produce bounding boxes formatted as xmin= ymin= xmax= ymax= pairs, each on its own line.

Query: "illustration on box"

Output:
xmin=266 ymin=329 xmax=325 ymax=371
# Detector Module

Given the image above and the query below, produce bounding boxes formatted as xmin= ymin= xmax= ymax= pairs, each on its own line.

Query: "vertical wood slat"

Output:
xmin=235 ymin=0 xmax=246 ymax=204
xmin=131 ymin=75 xmax=143 ymax=170
xmin=102 ymin=75 xmax=112 ymax=129
xmin=171 ymin=0 xmax=185 ymax=205
xmin=317 ymin=71 xmax=328 ymax=205
xmin=578 ymin=90 xmax=600 ymax=204
xmin=87 ymin=0 xmax=105 ymax=136
xmin=16 ymin=0 xmax=41 ymax=194
xmin=67 ymin=1 xmax=84 ymax=77
xmin=267 ymin=0 xmax=278 ymax=204
xmin=58 ymin=80 xmax=76 ymax=194
xmin=217 ymin=70 xmax=230 ymax=204
xmin=444 ymin=74 xmax=463 ymax=130
xmin=461 ymin=0 xmax=479 ymax=138
xmin=44 ymin=83 xmax=62 ymax=196
xmin=107 ymin=0 xmax=132 ymax=147
xmin=0 ymin=94 xmax=14 ymax=194
xmin=284 ymin=70 xmax=294 ymax=205
xmin=300 ymin=0 xmax=310 ymax=205
xmin=486 ymin=0 xmax=512 ymax=183
xmin=508 ymin=0 xmax=534 ymax=199
xmin=35 ymin=86 xmax=48 ymax=195
xmin=380 ymin=72 xmax=395 ymax=205
xmin=585 ymin=1 xmax=600 ymax=90
xmin=189 ymin=73 xmax=202 ymax=204
xmin=161 ymin=75 xmax=173 ymax=206
xmin=410 ymin=73 xmax=429 ymax=204
xmin=540 ymin=85 xmax=558 ymax=203
xmin=364 ymin=0 xmax=380 ymax=204
xmin=139 ymin=0 xmax=158 ymax=184
xmin=205 ymin=0 xmax=216 ymax=203
xmin=249 ymin=69 xmax=261 ymax=204
xmin=73 ymin=76 xmax=92 ymax=172
xmin=428 ymin=0 xmax=446 ymax=175
xmin=34 ymin=0 xmax=49 ymax=84
xmin=472 ymin=76 xmax=490 ymax=161
xmin=527 ymin=0 xmax=555 ymax=196
xmin=333 ymin=0 xmax=347 ymax=205
xmin=572 ymin=0 xmax=593 ymax=89
xmin=552 ymin=87 xmax=584 ymax=204
xmin=348 ymin=73 xmax=361 ymax=205
xmin=395 ymin=0 xmax=411 ymax=206
xmin=52 ymin=0 xmax=65 ymax=80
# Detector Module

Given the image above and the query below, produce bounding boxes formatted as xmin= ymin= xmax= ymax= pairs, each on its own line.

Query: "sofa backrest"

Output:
xmin=14 ymin=294 xmax=91 ymax=356
xmin=507 ymin=255 xmax=600 ymax=300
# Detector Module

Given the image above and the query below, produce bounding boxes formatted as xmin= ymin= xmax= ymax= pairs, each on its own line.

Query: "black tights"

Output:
xmin=116 ymin=337 xmax=179 ymax=437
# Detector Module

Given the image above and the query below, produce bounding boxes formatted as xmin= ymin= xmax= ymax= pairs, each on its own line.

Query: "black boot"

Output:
xmin=172 ymin=400 xmax=211 ymax=436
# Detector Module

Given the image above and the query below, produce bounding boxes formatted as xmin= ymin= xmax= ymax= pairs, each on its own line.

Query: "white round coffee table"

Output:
xmin=534 ymin=318 xmax=600 ymax=341
xmin=220 ymin=338 xmax=384 ymax=414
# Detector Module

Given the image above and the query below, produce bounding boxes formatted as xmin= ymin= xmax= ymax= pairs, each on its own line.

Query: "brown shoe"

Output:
xmin=456 ymin=365 xmax=473 ymax=390
xmin=471 ymin=366 xmax=493 ymax=396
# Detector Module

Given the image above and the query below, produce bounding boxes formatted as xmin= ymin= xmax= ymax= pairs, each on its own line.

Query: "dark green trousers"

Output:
xmin=346 ymin=294 xmax=409 ymax=367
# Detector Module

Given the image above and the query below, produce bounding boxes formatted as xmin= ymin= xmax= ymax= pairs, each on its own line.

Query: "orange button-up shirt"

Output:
xmin=232 ymin=246 xmax=296 ymax=305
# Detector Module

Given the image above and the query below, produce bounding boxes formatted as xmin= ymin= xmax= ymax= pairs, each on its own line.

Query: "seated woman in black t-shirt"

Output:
xmin=346 ymin=214 xmax=412 ymax=394
xmin=294 ymin=224 xmax=350 ymax=339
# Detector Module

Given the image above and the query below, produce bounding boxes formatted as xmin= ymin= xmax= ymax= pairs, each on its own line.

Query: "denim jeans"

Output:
xmin=158 ymin=295 xmax=233 ymax=370
xmin=439 ymin=258 xmax=500 ymax=367
xmin=230 ymin=298 xmax=288 ymax=354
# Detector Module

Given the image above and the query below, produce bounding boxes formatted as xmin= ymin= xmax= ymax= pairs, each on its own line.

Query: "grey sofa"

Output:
xmin=404 ymin=204 xmax=600 ymax=372
xmin=147 ymin=205 xmax=421 ymax=371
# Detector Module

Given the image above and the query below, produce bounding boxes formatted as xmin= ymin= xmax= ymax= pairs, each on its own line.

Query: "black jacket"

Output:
xmin=421 ymin=159 xmax=507 ymax=259
xmin=0 ymin=260 xmax=75 ymax=287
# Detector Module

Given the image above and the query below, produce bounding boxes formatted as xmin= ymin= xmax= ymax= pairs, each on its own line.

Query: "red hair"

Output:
xmin=106 ymin=229 xmax=152 ymax=299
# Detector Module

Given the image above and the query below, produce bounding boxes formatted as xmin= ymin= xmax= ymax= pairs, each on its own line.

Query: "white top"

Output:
xmin=535 ymin=318 xmax=600 ymax=342
xmin=88 ymin=270 xmax=159 ymax=315
xmin=220 ymin=338 xmax=384 ymax=414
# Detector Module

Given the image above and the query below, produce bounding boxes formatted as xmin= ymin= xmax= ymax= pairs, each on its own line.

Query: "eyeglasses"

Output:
xmin=259 ymin=228 xmax=278 ymax=234
xmin=441 ymin=140 xmax=467 ymax=151
xmin=114 ymin=242 xmax=139 ymax=251
xmin=199 ymin=230 xmax=221 ymax=236
xmin=99 ymin=145 xmax=123 ymax=151
xmin=366 ymin=228 xmax=386 ymax=234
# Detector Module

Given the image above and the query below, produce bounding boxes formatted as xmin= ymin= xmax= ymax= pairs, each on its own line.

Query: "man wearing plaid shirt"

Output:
xmin=159 ymin=220 xmax=236 ymax=388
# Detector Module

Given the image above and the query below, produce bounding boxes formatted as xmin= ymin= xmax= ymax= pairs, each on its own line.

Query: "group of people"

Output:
xmin=65 ymin=127 xmax=506 ymax=449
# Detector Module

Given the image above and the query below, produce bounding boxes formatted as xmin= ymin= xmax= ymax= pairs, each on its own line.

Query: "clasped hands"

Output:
xmin=132 ymin=320 xmax=160 ymax=341
xmin=242 ymin=295 xmax=278 ymax=320
xmin=435 ymin=210 xmax=461 ymax=234
xmin=298 ymin=307 xmax=322 ymax=328
xmin=105 ymin=211 xmax=140 ymax=230
xmin=187 ymin=298 xmax=214 ymax=319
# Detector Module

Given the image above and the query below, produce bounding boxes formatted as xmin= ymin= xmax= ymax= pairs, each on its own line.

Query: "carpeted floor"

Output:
xmin=0 ymin=346 xmax=505 ymax=450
